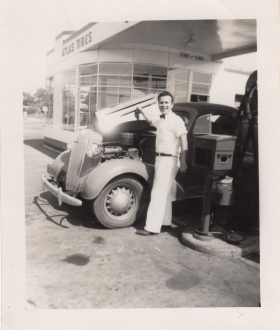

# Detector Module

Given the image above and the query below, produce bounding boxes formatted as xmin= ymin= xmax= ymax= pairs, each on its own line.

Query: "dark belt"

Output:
xmin=156 ymin=152 xmax=177 ymax=157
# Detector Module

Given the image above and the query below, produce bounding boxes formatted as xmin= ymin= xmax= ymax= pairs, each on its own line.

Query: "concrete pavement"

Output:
xmin=24 ymin=121 xmax=260 ymax=308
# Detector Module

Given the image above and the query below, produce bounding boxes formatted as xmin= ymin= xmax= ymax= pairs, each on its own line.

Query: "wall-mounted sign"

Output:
xmin=180 ymin=52 xmax=204 ymax=61
xmin=62 ymin=32 xmax=92 ymax=57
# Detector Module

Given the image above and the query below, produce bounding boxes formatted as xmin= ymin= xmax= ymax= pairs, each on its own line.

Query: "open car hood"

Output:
xmin=95 ymin=93 xmax=160 ymax=133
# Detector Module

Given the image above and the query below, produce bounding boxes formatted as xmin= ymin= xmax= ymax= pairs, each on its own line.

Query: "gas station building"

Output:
xmin=44 ymin=20 xmax=257 ymax=152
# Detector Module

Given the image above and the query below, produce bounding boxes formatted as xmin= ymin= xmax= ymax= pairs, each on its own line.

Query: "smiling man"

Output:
xmin=135 ymin=91 xmax=188 ymax=236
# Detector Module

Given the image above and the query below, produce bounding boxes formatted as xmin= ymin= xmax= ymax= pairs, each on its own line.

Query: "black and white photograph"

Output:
xmin=1 ymin=0 xmax=280 ymax=329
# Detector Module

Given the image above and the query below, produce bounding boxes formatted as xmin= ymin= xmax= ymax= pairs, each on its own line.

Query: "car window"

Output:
xmin=173 ymin=111 xmax=190 ymax=130
xmin=193 ymin=114 xmax=234 ymax=135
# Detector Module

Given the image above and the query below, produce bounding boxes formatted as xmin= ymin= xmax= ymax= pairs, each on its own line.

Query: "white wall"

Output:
xmin=210 ymin=52 xmax=257 ymax=107
xmin=44 ymin=128 xmax=75 ymax=144
xmin=53 ymin=72 xmax=63 ymax=130
xmin=210 ymin=65 xmax=250 ymax=107
xmin=46 ymin=50 xmax=99 ymax=78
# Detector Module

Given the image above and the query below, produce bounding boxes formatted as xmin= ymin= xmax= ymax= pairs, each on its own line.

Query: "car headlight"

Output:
xmin=86 ymin=143 xmax=104 ymax=158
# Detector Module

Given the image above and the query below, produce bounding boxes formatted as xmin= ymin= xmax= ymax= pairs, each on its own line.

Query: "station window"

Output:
xmin=190 ymin=95 xmax=209 ymax=102
xmin=46 ymin=76 xmax=54 ymax=127
xmin=97 ymin=63 xmax=133 ymax=110
xmin=168 ymin=69 xmax=190 ymax=103
xmin=73 ymin=63 xmax=214 ymax=129
xmin=79 ymin=64 xmax=98 ymax=129
xmin=62 ymin=68 xmax=76 ymax=131
xmin=191 ymin=72 xmax=211 ymax=102
xmin=132 ymin=64 xmax=168 ymax=98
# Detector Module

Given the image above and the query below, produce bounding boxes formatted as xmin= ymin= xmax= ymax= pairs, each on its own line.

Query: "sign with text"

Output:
xmin=62 ymin=32 xmax=92 ymax=57
xmin=180 ymin=52 xmax=204 ymax=61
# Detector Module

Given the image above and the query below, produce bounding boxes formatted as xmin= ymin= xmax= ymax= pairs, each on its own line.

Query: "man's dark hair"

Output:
xmin=158 ymin=91 xmax=174 ymax=103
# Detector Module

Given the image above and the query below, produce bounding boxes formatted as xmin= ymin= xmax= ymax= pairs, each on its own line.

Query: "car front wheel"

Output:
xmin=92 ymin=176 xmax=148 ymax=229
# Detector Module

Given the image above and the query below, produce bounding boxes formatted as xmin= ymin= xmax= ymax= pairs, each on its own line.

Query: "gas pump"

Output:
xmin=190 ymin=134 xmax=241 ymax=242
xmin=183 ymin=70 xmax=258 ymax=245
xmin=235 ymin=70 xmax=258 ymax=169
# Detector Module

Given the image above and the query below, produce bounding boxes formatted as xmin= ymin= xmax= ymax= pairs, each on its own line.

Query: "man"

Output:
xmin=135 ymin=91 xmax=188 ymax=236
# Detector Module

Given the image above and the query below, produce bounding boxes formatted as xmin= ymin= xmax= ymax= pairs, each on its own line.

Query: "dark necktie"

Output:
xmin=160 ymin=114 xmax=165 ymax=119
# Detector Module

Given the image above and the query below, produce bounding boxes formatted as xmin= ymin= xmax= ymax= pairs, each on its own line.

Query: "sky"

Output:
xmin=1 ymin=0 xmax=258 ymax=95
xmin=2 ymin=0 xmax=82 ymax=94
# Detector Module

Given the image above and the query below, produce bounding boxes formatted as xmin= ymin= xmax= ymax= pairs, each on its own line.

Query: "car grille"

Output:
xmin=66 ymin=133 xmax=88 ymax=191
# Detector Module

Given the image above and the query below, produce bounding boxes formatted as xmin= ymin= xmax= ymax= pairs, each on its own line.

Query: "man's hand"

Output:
xmin=136 ymin=106 xmax=152 ymax=124
xmin=136 ymin=106 xmax=143 ymax=114
xmin=179 ymin=147 xmax=188 ymax=173
xmin=180 ymin=161 xmax=188 ymax=173
xmin=134 ymin=107 xmax=142 ymax=120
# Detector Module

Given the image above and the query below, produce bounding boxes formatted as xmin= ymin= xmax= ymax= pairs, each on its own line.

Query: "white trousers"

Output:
xmin=145 ymin=156 xmax=179 ymax=233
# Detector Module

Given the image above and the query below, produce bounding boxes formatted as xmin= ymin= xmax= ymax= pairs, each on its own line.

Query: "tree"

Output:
xmin=34 ymin=88 xmax=47 ymax=110
xmin=23 ymin=88 xmax=52 ymax=117
xmin=23 ymin=92 xmax=35 ymax=106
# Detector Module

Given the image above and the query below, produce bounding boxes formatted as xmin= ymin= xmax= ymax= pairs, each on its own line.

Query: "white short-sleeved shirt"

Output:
xmin=151 ymin=111 xmax=187 ymax=156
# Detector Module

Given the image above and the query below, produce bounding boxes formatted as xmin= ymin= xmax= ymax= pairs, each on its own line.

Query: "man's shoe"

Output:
xmin=135 ymin=229 xmax=158 ymax=236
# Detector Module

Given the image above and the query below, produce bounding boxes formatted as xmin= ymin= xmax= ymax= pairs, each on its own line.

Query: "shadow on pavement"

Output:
xmin=24 ymin=139 xmax=58 ymax=160
xmin=33 ymin=195 xmax=69 ymax=229
xmin=34 ymin=192 xmax=106 ymax=230
xmin=243 ymin=252 xmax=260 ymax=264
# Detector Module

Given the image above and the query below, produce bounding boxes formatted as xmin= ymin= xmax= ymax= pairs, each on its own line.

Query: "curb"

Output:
xmin=181 ymin=226 xmax=259 ymax=258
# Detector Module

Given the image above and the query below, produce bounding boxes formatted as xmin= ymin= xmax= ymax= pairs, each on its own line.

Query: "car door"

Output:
xmin=174 ymin=110 xmax=206 ymax=191
xmin=173 ymin=109 xmax=237 ymax=199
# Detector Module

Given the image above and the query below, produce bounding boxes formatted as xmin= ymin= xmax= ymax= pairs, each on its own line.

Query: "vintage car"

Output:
xmin=42 ymin=94 xmax=241 ymax=229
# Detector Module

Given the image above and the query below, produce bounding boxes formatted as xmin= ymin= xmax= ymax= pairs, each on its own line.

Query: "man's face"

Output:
xmin=158 ymin=95 xmax=173 ymax=115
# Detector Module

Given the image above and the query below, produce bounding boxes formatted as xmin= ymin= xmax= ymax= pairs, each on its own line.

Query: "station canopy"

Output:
xmin=84 ymin=20 xmax=257 ymax=60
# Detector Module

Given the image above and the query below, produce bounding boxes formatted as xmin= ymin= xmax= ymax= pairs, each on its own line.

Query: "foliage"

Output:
xmin=34 ymin=88 xmax=48 ymax=109
xmin=23 ymin=88 xmax=48 ymax=109
xmin=23 ymin=92 xmax=35 ymax=106
xmin=25 ymin=106 xmax=40 ymax=114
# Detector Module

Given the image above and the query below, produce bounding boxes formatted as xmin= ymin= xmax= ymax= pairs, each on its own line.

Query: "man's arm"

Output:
xmin=136 ymin=106 xmax=153 ymax=124
xmin=179 ymin=134 xmax=188 ymax=173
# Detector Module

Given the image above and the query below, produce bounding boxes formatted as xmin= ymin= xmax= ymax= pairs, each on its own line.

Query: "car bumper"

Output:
xmin=42 ymin=175 xmax=82 ymax=207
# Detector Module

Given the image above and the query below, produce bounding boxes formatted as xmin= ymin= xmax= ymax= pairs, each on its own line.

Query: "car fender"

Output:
xmin=81 ymin=158 xmax=154 ymax=200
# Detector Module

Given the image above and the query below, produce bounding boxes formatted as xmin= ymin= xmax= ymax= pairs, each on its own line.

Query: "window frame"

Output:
xmin=62 ymin=67 xmax=77 ymax=131
xmin=192 ymin=112 xmax=235 ymax=136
